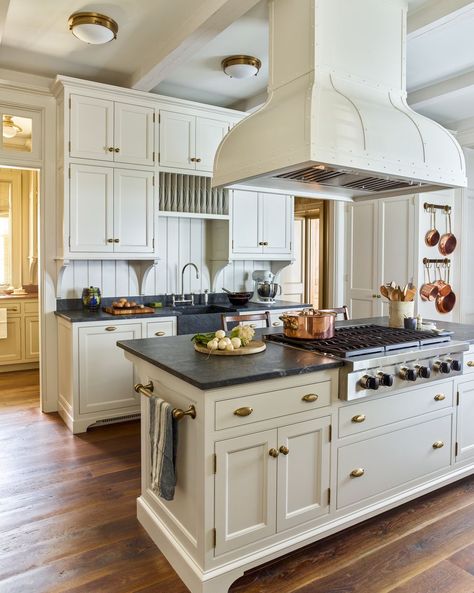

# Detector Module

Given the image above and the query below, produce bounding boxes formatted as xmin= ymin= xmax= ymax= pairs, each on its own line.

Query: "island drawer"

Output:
xmin=464 ymin=350 xmax=474 ymax=375
xmin=4 ymin=303 xmax=21 ymax=314
xmin=338 ymin=380 xmax=453 ymax=438
xmin=215 ymin=380 xmax=331 ymax=430
xmin=337 ymin=412 xmax=452 ymax=509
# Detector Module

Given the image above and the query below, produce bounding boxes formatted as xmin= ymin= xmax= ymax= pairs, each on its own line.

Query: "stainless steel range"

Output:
xmin=265 ymin=325 xmax=469 ymax=401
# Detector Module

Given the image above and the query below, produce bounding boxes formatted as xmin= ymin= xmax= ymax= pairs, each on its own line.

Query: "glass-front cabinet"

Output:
xmin=0 ymin=107 xmax=41 ymax=161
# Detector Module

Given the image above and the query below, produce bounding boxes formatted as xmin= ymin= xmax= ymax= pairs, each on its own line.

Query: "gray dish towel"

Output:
xmin=149 ymin=396 xmax=178 ymax=501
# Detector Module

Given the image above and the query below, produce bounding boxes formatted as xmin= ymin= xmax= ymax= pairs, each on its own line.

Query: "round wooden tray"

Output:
xmin=194 ymin=340 xmax=266 ymax=356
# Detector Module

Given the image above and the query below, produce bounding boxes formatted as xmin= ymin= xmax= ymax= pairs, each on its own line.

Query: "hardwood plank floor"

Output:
xmin=1 ymin=369 xmax=473 ymax=593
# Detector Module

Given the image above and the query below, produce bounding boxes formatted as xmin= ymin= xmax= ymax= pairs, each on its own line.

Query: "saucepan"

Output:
xmin=435 ymin=264 xmax=456 ymax=314
xmin=419 ymin=264 xmax=438 ymax=302
xmin=438 ymin=210 xmax=457 ymax=255
xmin=279 ymin=309 xmax=336 ymax=339
xmin=425 ymin=207 xmax=440 ymax=247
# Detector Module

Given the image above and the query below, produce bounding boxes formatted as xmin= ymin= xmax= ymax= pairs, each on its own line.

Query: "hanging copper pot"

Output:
xmin=438 ymin=210 xmax=457 ymax=255
xmin=425 ymin=207 xmax=440 ymax=247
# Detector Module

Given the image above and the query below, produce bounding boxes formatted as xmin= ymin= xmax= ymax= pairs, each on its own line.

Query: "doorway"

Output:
xmin=280 ymin=198 xmax=327 ymax=308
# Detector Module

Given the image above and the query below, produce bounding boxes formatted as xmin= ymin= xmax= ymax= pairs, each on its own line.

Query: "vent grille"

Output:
xmin=92 ymin=413 xmax=141 ymax=427
xmin=275 ymin=166 xmax=424 ymax=193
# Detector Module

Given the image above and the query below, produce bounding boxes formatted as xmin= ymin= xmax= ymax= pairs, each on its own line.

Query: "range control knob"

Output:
xmin=359 ymin=374 xmax=379 ymax=390
xmin=416 ymin=365 xmax=431 ymax=379
xmin=400 ymin=366 xmax=417 ymax=382
xmin=377 ymin=372 xmax=394 ymax=387
xmin=449 ymin=359 xmax=462 ymax=372
xmin=434 ymin=360 xmax=450 ymax=374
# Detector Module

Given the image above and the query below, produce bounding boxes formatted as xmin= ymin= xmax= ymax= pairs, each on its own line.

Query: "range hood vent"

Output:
xmin=213 ymin=0 xmax=466 ymax=201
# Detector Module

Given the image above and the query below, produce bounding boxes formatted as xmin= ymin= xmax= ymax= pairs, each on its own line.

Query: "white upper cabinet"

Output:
xmin=70 ymin=94 xmax=155 ymax=167
xmin=159 ymin=110 xmax=231 ymax=174
xmin=231 ymin=190 xmax=293 ymax=259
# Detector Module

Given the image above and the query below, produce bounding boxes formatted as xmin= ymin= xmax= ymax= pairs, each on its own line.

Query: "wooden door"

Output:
xmin=24 ymin=315 xmax=39 ymax=361
xmin=195 ymin=117 xmax=228 ymax=172
xmin=231 ymin=190 xmax=261 ymax=254
xmin=0 ymin=317 xmax=22 ymax=363
xmin=277 ymin=417 xmax=331 ymax=531
xmin=69 ymin=94 xmax=114 ymax=162
xmin=346 ymin=201 xmax=381 ymax=318
xmin=159 ymin=110 xmax=195 ymax=170
xmin=456 ymin=380 xmax=474 ymax=462
xmin=279 ymin=218 xmax=306 ymax=303
xmin=261 ymin=193 xmax=292 ymax=256
xmin=114 ymin=102 xmax=155 ymax=167
xmin=69 ymin=164 xmax=114 ymax=253
xmin=78 ymin=323 xmax=141 ymax=414
xmin=215 ymin=430 xmax=277 ymax=555
xmin=113 ymin=169 xmax=154 ymax=253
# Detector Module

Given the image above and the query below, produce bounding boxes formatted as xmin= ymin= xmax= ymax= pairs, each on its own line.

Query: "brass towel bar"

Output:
xmin=134 ymin=381 xmax=197 ymax=420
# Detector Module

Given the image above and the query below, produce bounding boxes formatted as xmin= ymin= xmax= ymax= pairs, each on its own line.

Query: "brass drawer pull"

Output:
xmin=467 ymin=361 xmax=474 ymax=367
xmin=434 ymin=393 xmax=445 ymax=401
xmin=272 ymin=321 xmax=281 ymax=327
xmin=155 ymin=331 xmax=166 ymax=336
xmin=352 ymin=414 xmax=366 ymax=423
xmin=269 ymin=448 xmax=279 ymax=458
xmin=279 ymin=445 xmax=289 ymax=455
xmin=302 ymin=394 xmax=318 ymax=402
xmin=105 ymin=326 xmax=117 ymax=332
xmin=350 ymin=468 xmax=365 ymax=478
xmin=234 ymin=406 xmax=253 ymax=417
xmin=432 ymin=441 xmax=444 ymax=449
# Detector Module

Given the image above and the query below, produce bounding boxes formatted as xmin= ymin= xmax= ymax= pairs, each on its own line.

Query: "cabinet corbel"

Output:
xmin=131 ymin=259 xmax=160 ymax=295
xmin=54 ymin=258 xmax=72 ymax=298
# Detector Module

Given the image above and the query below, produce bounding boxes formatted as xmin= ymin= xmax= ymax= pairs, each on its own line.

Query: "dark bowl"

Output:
xmin=226 ymin=292 xmax=253 ymax=306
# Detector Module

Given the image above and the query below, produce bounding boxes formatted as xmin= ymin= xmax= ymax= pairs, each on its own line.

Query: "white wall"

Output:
xmin=60 ymin=216 xmax=271 ymax=298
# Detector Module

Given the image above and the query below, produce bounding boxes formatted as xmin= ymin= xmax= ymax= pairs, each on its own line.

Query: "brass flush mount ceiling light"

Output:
xmin=68 ymin=12 xmax=118 ymax=44
xmin=2 ymin=115 xmax=22 ymax=139
xmin=222 ymin=55 xmax=262 ymax=79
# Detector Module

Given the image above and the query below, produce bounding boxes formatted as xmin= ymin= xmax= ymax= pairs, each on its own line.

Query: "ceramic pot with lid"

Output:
xmin=279 ymin=309 xmax=336 ymax=339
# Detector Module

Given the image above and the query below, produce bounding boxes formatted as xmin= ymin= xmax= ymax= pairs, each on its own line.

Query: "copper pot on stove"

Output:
xmin=279 ymin=309 xmax=336 ymax=339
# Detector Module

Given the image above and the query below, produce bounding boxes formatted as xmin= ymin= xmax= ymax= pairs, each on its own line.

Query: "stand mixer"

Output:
xmin=250 ymin=270 xmax=281 ymax=304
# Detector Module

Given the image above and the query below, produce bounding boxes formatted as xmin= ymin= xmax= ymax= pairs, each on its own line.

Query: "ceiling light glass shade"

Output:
xmin=2 ymin=116 xmax=22 ymax=139
xmin=68 ymin=12 xmax=118 ymax=44
xmin=222 ymin=55 xmax=262 ymax=79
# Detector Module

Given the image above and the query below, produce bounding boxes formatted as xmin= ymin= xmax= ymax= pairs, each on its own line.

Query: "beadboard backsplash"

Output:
xmin=60 ymin=217 xmax=272 ymax=298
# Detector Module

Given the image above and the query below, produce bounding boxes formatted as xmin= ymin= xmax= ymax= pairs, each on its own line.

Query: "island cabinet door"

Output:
xmin=277 ymin=417 xmax=331 ymax=531
xmin=215 ymin=430 xmax=278 ymax=555
xmin=456 ymin=380 xmax=474 ymax=462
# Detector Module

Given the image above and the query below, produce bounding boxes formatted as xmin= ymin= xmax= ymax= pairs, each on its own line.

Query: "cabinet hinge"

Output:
xmin=227 ymin=125 xmax=231 ymax=132
xmin=68 ymin=97 xmax=71 ymax=109
xmin=455 ymin=442 xmax=459 ymax=457
xmin=231 ymin=240 xmax=234 ymax=249
xmin=329 ymin=425 xmax=332 ymax=442
xmin=68 ymin=167 xmax=71 ymax=179
xmin=152 ymin=176 xmax=155 ymax=186
xmin=68 ymin=235 xmax=71 ymax=248
xmin=152 ymin=151 xmax=155 ymax=162
xmin=212 ymin=528 xmax=217 ymax=548
xmin=158 ymin=113 xmax=161 ymax=124
xmin=68 ymin=140 xmax=71 ymax=152
xmin=290 ymin=241 xmax=292 ymax=251
xmin=456 ymin=391 xmax=460 ymax=406
xmin=213 ymin=453 xmax=217 ymax=474
xmin=158 ymin=152 xmax=160 ymax=163
xmin=152 ymin=238 xmax=155 ymax=249
xmin=153 ymin=112 xmax=156 ymax=123
xmin=327 ymin=487 xmax=331 ymax=506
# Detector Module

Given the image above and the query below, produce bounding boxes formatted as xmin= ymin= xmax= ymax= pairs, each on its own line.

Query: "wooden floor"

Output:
xmin=1 ymin=370 xmax=474 ymax=593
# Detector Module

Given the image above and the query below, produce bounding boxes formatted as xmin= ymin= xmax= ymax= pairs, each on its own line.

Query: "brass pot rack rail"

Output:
xmin=423 ymin=258 xmax=451 ymax=266
xmin=134 ymin=381 xmax=197 ymax=420
xmin=424 ymin=202 xmax=451 ymax=214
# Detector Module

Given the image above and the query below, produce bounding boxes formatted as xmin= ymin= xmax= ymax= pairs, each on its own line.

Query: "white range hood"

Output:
xmin=213 ymin=0 xmax=466 ymax=201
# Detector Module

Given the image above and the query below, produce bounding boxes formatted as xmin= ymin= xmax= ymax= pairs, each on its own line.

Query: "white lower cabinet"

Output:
xmin=456 ymin=378 xmax=474 ymax=463
xmin=0 ymin=299 xmax=39 ymax=368
xmin=57 ymin=316 xmax=176 ymax=433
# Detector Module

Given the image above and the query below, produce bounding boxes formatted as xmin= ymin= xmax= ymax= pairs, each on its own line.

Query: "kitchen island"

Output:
xmin=118 ymin=319 xmax=474 ymax=593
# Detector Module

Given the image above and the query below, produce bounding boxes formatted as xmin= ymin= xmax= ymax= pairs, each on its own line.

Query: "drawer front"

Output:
xmin=464 ymin=350 xmax=474 ymax=374
xmin=24 ymin=301 xmax=38 ymax=314
xmin=145 ymin=320 xmax=175 ymax=338
xmin=215 ymin=380 xmax=331 ymax=430
xmin=337 ymin=413 xmax=452 ymax=509
xmin=338 ymin=381 xmax=453 ymax=438
xmin=3 ymin=302 xmax=21 ymax=314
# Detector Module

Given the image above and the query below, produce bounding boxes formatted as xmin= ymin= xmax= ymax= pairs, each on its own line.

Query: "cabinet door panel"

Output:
xmin=456 ymin=380 xmax=474 ymax=462
xmin=215 ymin=430 xmax=277 ymax=555
xmin=277 ymin=417 xmax=331 ymax=531
xmin=0 ymin=318 xmax=22 ymax=363
xmin=24 ymin=315 xmax=39 ymax=361
xmin=114 ymin=102 xmax=155 ymax=166
xmin=113 ymin=169 xmax=154 ymax=253
xmin=70 ymin=95 xmax=114 ymax=161
xmin=195 ymin=117 xmax=228 ymax=172
xmin=159 ymin=111 xmax=195 ymax=170
xmin=69 ymin=165 xmax=114 ymax=253
xmin=78 ymin=324 xmax=141 ymax=414
xmin=261 ymin=193 xmax=292 ymax=256
xmin=231 ymin=190 xmax=261 ymax=254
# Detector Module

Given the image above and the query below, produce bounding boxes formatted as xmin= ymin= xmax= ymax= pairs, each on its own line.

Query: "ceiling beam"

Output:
xmin=0 ymin=0 xmax=10 ymax=45
xmin=408 ymin=0 xmax=474 ymax=36
xmin=129 ymin=0 xmax=262 ymax=92
xmin=408 ymin=69 xmax=474 ymax=108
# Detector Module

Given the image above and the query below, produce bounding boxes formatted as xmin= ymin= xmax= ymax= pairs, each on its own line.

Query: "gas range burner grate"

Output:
xmin=265 ymin=325 xmax=451 ymax=358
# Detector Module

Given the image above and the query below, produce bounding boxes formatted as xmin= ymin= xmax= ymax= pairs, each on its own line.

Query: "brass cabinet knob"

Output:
xmin=108 ymin=146 xmax=114 ymax=152
xmin=105 ymin=326 xmax=117 ymax=332
xmin=155 ymin=331 xmax=166 ymax=336
xmin=372 ymin=294 xmax=378 ymax=298
xmin=114 ymin=147 xmax=120 ymax=153
xmin=279 ymin=445 xmax=289 ymax=455
xmin=263 ymin=241 xmax=269 ymax=246
xmin=434 ymin=393 xmax=445 ymax=401
xmin=269 ymin=448 xmax=279 ymax=458
xmin=352 ymin=414 xmax=366 ymax=423
xmin=107 ymin=238 xmax=114 ymax=243
xmin=190 ymin=157 xmax=196 ymax=162
xmin=195 ymin=157 xmax=201 ymax=162
xmin=114 ymin=238 xmax=120 ymax=243
xmin=258 ymin=241 xmax=265 ymax=246
xmin=467 ymin=361 xmax=474 ymax=367
xmin=432 ymin=441 xmax=444 ymax=449
xmin=234 ymin=406 xmax=253 ymax=417
xmin=350 ymin=468 xmax=365 ymax=478
xmin=302 ymin=394 xmax=318 ymax=402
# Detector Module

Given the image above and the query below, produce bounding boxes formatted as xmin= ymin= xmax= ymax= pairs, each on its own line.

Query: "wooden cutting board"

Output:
xmin=103 ymin=306 xmax=155 ymax=315
xmin=194 ymin=340 xmax=266 ymax=356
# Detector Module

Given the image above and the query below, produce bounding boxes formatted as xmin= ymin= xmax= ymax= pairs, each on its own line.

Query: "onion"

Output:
xmin=225 ymin=343 xmax=234 ymax=352
xmin=215 ymin=330 xmax=226 ymax=340
xmin=231 ymin=337 xmax=242 ymax=349
xmin=218 ymin=340 xmax=227 ymax=350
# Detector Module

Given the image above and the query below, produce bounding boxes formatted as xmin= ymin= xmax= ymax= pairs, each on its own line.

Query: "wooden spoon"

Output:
xmin=402 ymin=284 xmax=408 ymax=301
xmin=380 ymin=285 xmax=389 ymax=299
xmin=404 ymin=287 xmax=417 ymax=302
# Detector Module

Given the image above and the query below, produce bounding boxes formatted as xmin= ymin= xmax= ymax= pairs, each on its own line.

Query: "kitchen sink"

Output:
xmin=176 ymin=305 xmax=235 ymax=315
xmin=176 ymin=304 xmax=236 ymax=335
